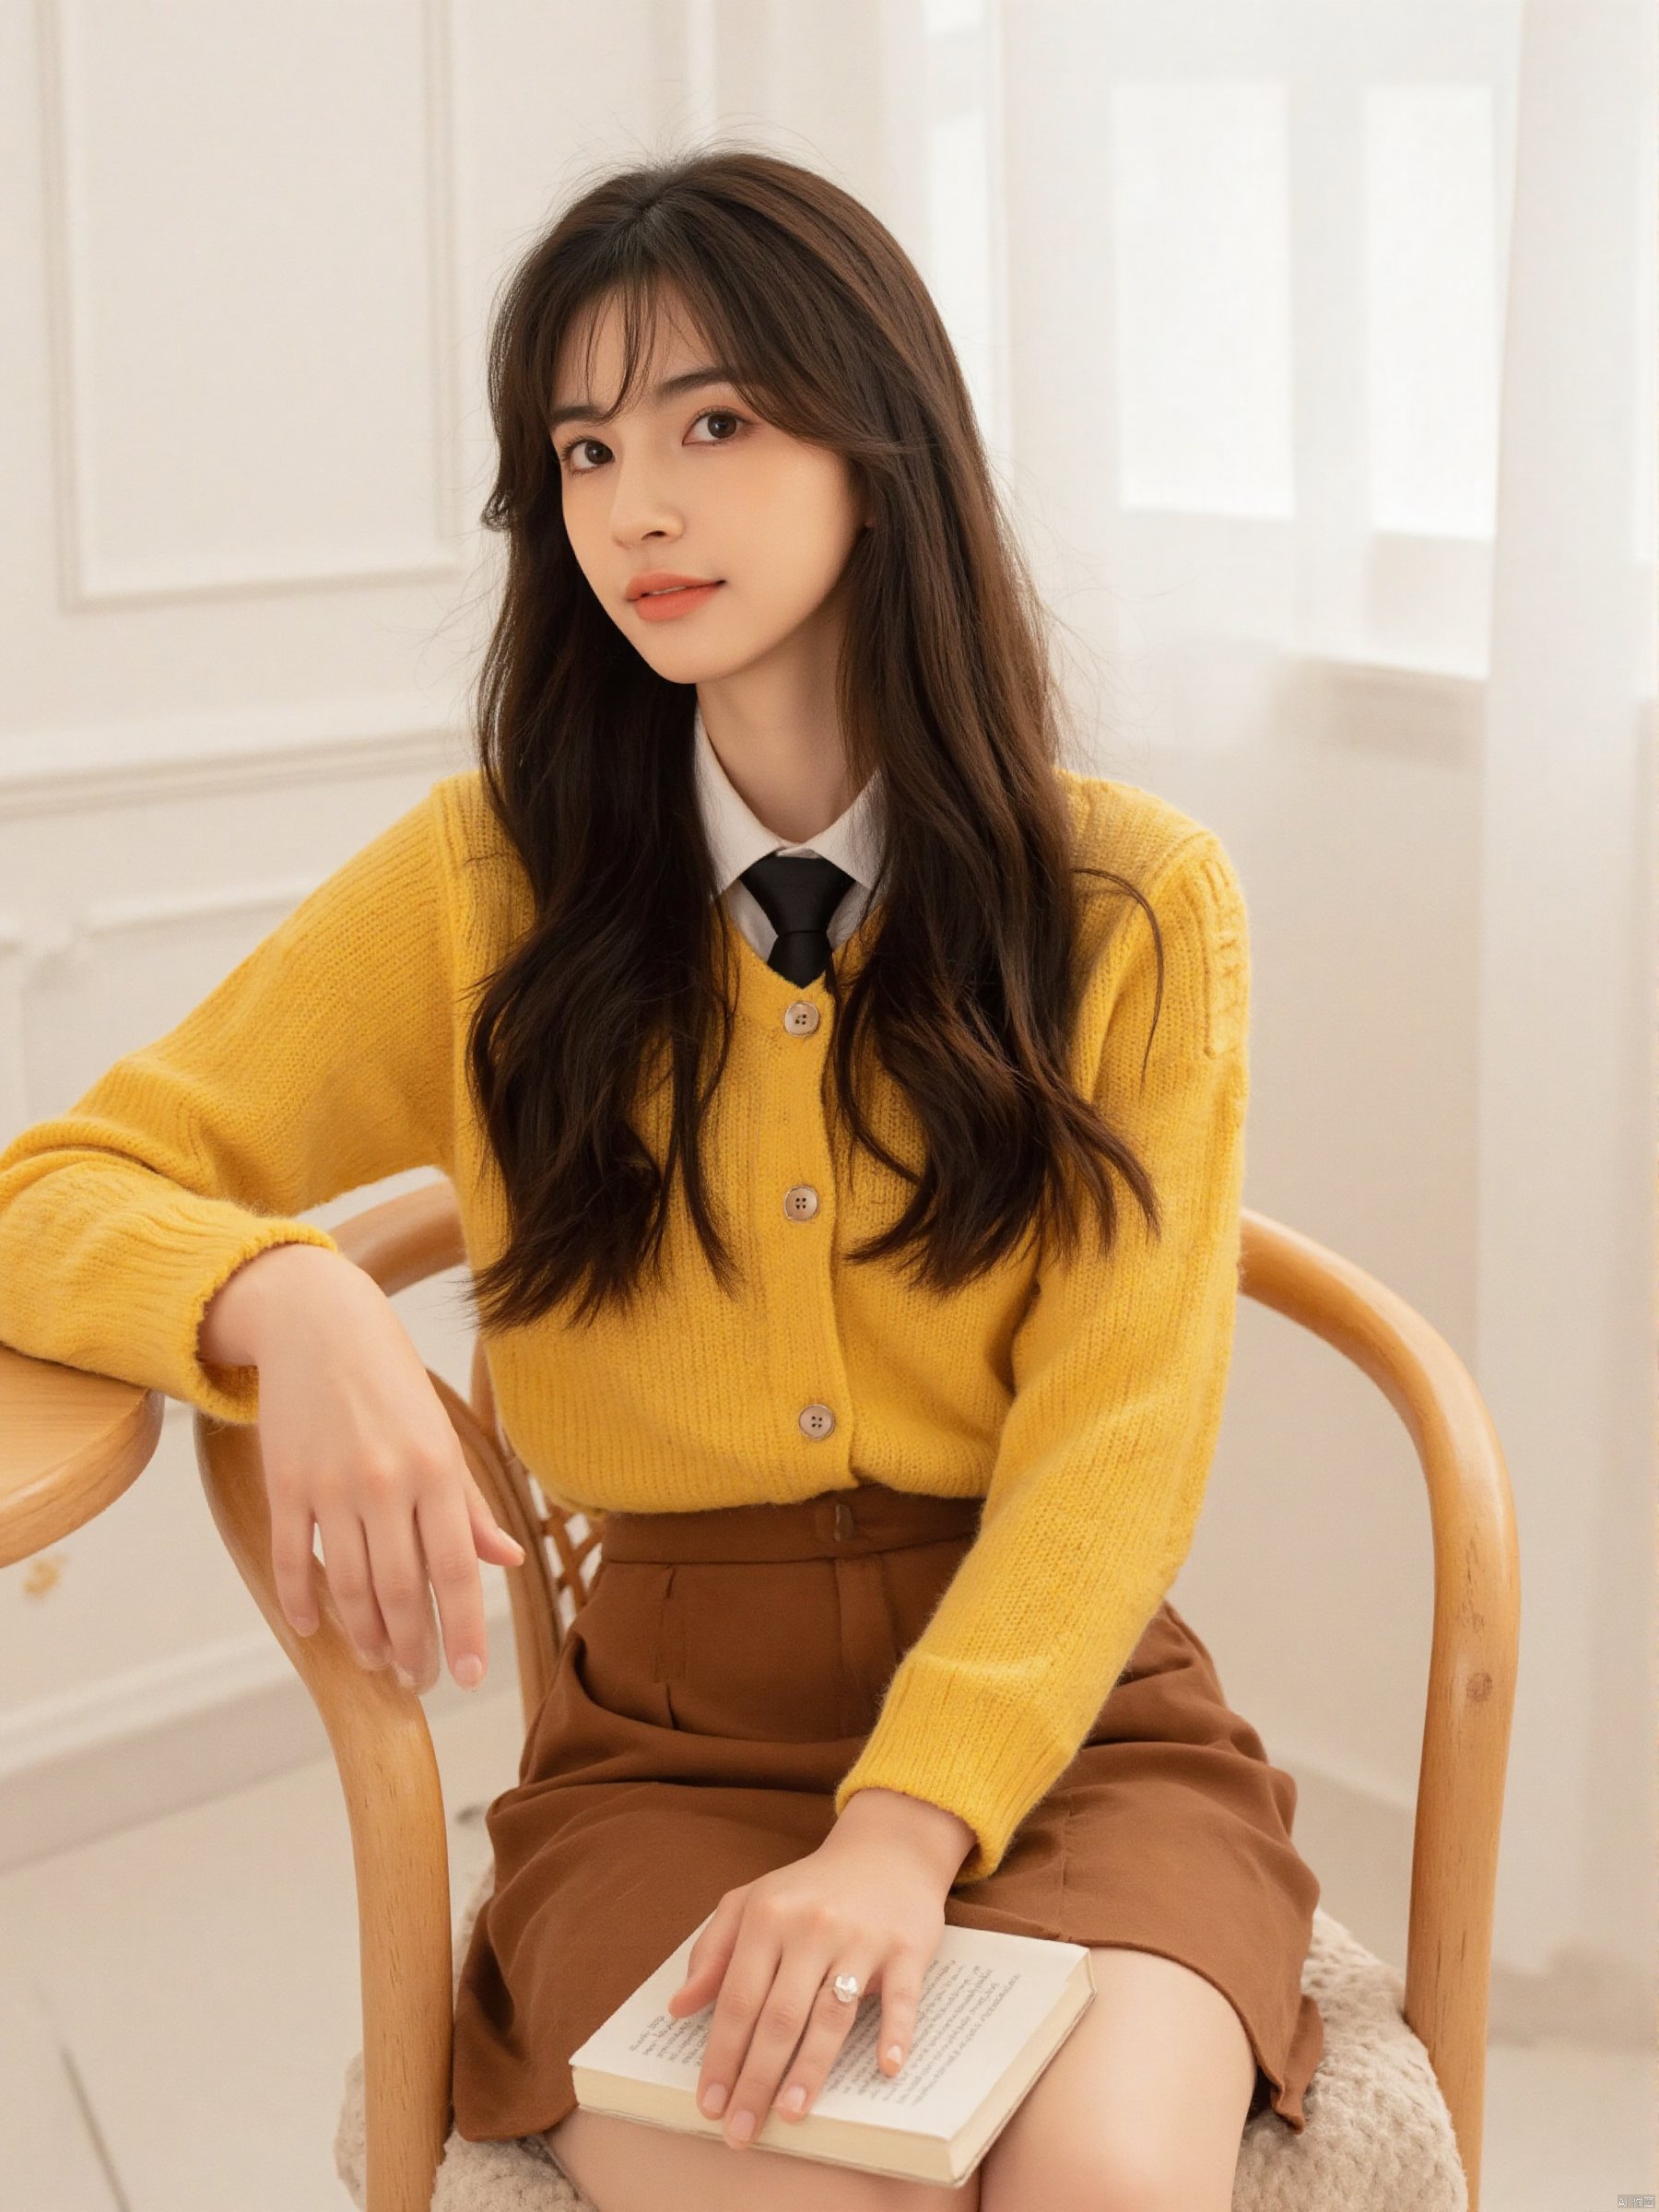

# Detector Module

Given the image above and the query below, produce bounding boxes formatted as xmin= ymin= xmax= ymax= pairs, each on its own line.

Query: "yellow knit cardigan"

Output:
xmin=0 ymin=763 xmax=1250 ymax=1884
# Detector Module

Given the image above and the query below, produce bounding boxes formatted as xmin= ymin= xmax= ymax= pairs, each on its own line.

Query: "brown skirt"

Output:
xmin=451 ymin=1481 xmax=1325 ymax=2143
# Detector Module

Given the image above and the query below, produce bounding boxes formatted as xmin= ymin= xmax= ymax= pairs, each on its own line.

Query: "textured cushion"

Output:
xmin=335 ymin=1857 xmax=1468 ymax=2212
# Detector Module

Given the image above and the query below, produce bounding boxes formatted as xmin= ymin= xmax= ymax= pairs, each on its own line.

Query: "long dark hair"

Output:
xmin=463 ymin=144 xmax=1165 ymax=1335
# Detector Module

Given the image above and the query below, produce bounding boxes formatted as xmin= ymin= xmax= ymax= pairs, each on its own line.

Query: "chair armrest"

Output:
xmin=1241 ymin=1207 xmax=1518 ymax=2212
xmin=329 ymin=1177 xmax=466 ymax=1296
xmin=0 ymin=1342 xmax=163 ymax=1569
xmin=194 ymin=1409 xmax=455 ymax=2212
xmin=0 ymin=1177 xmax=463 ymax=1572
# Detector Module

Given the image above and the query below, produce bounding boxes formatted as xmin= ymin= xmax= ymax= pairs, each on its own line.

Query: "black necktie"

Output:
xmin=738 ymin=853 xmax=857 ymax=985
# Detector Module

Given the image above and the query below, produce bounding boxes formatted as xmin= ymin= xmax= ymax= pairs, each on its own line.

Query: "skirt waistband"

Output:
xmin=594 ymin=1481 xmax=984 ymax=1564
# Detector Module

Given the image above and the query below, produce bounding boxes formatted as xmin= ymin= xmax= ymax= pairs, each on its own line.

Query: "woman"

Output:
xmin=0 ymin=147 xmax=1323 ymax=2210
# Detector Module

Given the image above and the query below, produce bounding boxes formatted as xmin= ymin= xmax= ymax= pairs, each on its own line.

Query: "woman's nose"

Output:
xmin=607 ymin=468 xmax=684 ymax=546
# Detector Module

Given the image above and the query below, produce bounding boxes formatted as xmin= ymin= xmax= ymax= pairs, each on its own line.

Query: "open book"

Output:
xmin=569 ymin=1912 xmax=1096 ymax=2187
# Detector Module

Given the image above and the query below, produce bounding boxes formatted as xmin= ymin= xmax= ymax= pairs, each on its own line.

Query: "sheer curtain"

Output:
xmin=1476 ymin=0 xmax=1653 ymax=1999
xmin=699 ymin=0 xmax=1653 ymax=2020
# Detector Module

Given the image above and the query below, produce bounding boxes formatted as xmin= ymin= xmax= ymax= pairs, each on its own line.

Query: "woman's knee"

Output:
xmin=976 ymin=1945 xmax=1254 ymax=2212
xmin=982 ymin=2108 xmax=1243 ymax=2211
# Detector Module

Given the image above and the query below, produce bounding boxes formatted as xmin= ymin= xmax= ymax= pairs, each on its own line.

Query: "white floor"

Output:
xmin=0 ymin=1682 xmax=1651 ymax=2212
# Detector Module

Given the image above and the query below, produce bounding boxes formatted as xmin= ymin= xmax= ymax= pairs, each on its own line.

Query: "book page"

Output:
xmin=572 ymin=1921 xmax=1084 ymax=2139
xmin=797 ymin=1954 xmax=1038 ymax=2128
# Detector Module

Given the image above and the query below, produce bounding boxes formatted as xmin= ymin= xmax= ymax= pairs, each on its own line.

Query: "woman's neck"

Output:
xmin=698 ymin=694 xmax=858 ymax=843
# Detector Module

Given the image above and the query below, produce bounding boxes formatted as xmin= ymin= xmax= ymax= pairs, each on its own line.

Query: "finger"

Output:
xmin=479 ymin=1517 xmax=526 ymax=1565
xmin=669 ymin=1947 xmax=730 ymax=2017
xmin=459 ymin=1465 xmax=526 ymax=1566
xmin=270 ymin=1495 xmax=322 ymax=1637
xmin=415 ymin=1479 xmax=491 ymax=1688
xmin=694 ymin=1913 xmax=788 ymax=2136
xmin=875 ymin=1952 xmax=923 ymax=2078
xmin=773 ymin=1954 xmax=883 ymax=2122
xmin=668 ymin=1892 xmax=745 ymax=2019
xmin=360 ymin=1491 xmax=438 ymax=1686
xmin=724 ymin=1935 xmax=850 ymax=2148
xmin=314 ymin=1507 xmax=392 ymax=1667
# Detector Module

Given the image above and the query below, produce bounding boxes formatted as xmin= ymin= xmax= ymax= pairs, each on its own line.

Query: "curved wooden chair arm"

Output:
xmin=194 ymin=1408 xmax=456 ymax=2211
xmin=1239 ymin=1207 xmax=1519 ymax=2212
xmin=0 ymin=1172 xmax=474 ymax=1571
xmin=325 ymin=1177 xmax=470 ymax=1296
xmin=194 ymin=1176 xmax=604 ymax=2212
xmin=0 ymin=1342 xmax=163 ymax=1570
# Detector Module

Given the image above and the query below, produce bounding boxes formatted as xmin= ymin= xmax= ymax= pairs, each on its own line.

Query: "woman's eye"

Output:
xmin=558 ymin=407 xmax=747 ymax=475
xmin=690 ymin=407 xmax=746 ymax=446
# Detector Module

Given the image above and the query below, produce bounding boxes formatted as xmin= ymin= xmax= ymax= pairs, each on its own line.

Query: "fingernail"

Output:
xmin=701 ymin=2083 xmax=727 ymax=2117
xmin=781 ymin=2084 xmax=806 ymax=2115
xmin=455 ymin=1654 xmax=483 ymax=1689
xmin=394 ymin=1664 xmax=418 ymax=1691
xmin=886 ymin=2042 xmax=903 ymax=2069
xmin=727 ymin=2108 xmax=755 ymax=2142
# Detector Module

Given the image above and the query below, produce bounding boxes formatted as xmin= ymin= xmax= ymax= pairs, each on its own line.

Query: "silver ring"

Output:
xmin=830 ymin=1971 xmax=861 ymax=2006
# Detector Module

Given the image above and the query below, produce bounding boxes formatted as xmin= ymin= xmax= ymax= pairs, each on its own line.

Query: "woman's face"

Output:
xmin=550 ymin=291 xmax=871 ymax=684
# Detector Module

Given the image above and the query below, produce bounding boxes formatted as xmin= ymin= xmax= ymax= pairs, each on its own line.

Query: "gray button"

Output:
xmin=783 ymin=1000 xmax=820 ymax=1035
xmin=798 ymin=1403 xmax=836 ymax=1441
xmin=783 ymin=1183 xmax=819 ymax=1221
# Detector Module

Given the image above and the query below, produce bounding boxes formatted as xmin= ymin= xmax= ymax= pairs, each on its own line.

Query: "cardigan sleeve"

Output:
xmin=0 ymin=783 xmax=457 ymax=1428
xmin=831 ymin=828 xmax=1250 ymax=1883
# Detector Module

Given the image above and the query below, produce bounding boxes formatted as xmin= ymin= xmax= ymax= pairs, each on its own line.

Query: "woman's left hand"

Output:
xmin=665 ymin=1791 xmax=973 ymax=2150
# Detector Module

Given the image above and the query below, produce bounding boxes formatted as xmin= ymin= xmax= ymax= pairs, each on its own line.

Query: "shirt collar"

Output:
xmin=694 ymin=701 xmax=885 ymax=898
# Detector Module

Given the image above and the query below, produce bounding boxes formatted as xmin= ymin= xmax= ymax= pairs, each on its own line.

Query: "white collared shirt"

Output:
xmin=693 ymin=702 xmax=885 ymax=964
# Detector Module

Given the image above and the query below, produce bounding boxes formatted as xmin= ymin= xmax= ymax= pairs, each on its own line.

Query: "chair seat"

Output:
xmin=335 ymin=1857 xmax=1468 ymax=2212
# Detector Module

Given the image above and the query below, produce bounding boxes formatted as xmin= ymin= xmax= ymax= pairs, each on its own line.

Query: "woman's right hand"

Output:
xmin=199 ymin=1241 xmax=526 ymax=1691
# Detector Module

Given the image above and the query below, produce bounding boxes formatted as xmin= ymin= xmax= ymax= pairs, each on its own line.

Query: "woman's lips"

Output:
xmin=630 ymin=581 xmax=724 ymax=621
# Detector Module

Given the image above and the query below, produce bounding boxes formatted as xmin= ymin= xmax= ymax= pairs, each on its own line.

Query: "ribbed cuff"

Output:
xmin=832 ymin=1650 xmax=1075 ymax=1885
xmin=178 ymin=1218 xmax=343 ymax=1425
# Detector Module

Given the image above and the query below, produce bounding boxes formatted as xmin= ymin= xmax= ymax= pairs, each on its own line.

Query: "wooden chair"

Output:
xmin=0 ymin=1177 xmax=1517 ymax=2212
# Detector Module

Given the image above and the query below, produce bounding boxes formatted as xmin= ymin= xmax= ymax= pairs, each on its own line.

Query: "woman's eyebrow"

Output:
xmin=549 ymin=365 xmax=744 ymax=434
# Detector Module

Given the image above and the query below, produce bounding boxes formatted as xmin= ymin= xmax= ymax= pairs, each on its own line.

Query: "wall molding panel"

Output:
xmin=52 ymin=876 xmax=326 ymax=961
xmin=37 ymin=0 xmax=465 ymax=607
xmin=0 ymin=705 xmax=459 ymax=819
